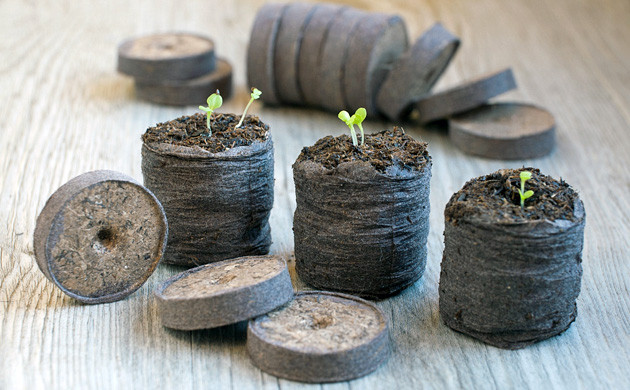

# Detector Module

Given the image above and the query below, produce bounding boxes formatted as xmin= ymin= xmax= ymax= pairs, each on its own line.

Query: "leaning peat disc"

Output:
xmin=376 ymin=23 xmax=460 ymax=121
xmin=343 ymin=13 xmax=408 ymax=115
xmin=135 ymin=58 xmax=233 ymax=106
xmin=414 ymin=68 xmax=517 ymax=123
xmin=448 ymin=102 xmax=556 ymax=159
xmin=155 ymin=255 xmax=293 ymax=330
xmin=118 ymin=33 xmax=216 ymax=82
xmin=247 ymin=3 xmax=288 ymax=105
xmin=247 ymin=291 xmax=390 ymax=383
xmin=33 ymin=170 xmax=167 ymax=304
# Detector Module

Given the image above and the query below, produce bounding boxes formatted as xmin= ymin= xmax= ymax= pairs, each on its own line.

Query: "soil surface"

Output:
xmin=446 ymin=168 xmax=580 ymax=224
xmin=296 ymin=127 xmax=429 ymax=173
xmin=142 ymin=112 xmax=269 ymax=153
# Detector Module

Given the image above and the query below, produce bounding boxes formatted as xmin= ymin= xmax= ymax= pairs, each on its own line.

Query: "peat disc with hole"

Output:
xmin=247 ymin=3 xmax=288 ymax=105
xmin=448 ymin=102 xmax=556 ymax=159
xmin=247 ymin=291 xmax=390 ymax=383
xmin=135 ymin=58 xmax=233 ymax=106
xmin=33 ymin=170 xmax=167 ymax=304
xmin=414 ymin=68 xmax=517 ymax=123
xmin=155 ymin=255 xmax=293 ymax=330
xmin=117 ymin=33 xmax=216 ymax=82
xmin=376 ymin=22 xmax=460 ymax=121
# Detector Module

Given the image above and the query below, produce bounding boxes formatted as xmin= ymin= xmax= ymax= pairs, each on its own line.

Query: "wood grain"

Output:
xmin=1 ymin=0 xmax=629 ymax=389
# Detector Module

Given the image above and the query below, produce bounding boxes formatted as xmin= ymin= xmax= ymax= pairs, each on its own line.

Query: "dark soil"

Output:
xmin=295 ymin=127 xmax=429 ymax=173
xmin=142 ymin=112 xmax=269 ymax=153
xmin=446 ymin=168 xmax=579 ymax=224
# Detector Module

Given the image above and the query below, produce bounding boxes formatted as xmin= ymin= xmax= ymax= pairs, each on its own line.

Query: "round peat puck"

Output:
xmin=415 ymin=68 xmax=517 ymax=123
xmin=117 ymin=33 xmax=216 ymax=82
xmin=155 ymin=255 xmax=293 ymax=330
xmin=343 ymin=13 xmax=408 ymax=115
xmin=247 ymin=291 xmax=390 ymax=383
xmin=33 ymin=170 xmax=168 ymax=304
xmin=448 ymin=102 xmax=556 ymax=160
xmin=273 ymin=2 xmax=318 ymax=105
xmin=376 ymin=23 xmax=460 ymax=121
xmin=135 ymin=58 xmax=233 ymax=106
xmin=247 ymin=3 xmax=288 ymax=105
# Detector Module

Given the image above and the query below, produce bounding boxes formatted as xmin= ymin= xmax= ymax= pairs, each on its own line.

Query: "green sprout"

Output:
xmin=235 ymin=87 xmax=262 ymax=128
xmin=198 ymin=90 xmax=223 ymax=136
xmin=518 ymin=171 xmax=534 ymax=209
xmin=338 ymin=107 xmax=367 ymax=147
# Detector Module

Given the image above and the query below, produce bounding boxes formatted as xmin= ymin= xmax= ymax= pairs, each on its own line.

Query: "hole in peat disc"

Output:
xmin=96 ymin=227 xmax=117 ymax=250
xmin=310 ymin=314 xmax=334 ymax=329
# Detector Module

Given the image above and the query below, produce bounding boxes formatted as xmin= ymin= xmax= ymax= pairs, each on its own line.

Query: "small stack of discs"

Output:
xmin=118 ymin=32 xmax=233 ymax=106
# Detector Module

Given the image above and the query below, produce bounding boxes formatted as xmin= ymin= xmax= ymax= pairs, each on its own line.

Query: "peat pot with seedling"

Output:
xmin=142 ymin=88 xmax=274 ymax=266
xmin=439 ymin=168 xmax=586 ymax=349
xmin=292 ymin=108 xmax=432 ymax=299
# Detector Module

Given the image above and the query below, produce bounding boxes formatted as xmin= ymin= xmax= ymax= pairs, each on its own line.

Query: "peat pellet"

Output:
xmin=376 ymin=23 xmax=460 ymax=121
xmin=273 ymin=2 xmax=318 ymax=105
xmin=135 ymin=58 xmax=233 ymax=106
xmin=247 ymin=3 xmax=288 ymax=105
xmin=448 ymin=103 xmax=555 ymax=160
xmin=343 ymin=14 xmax=408 ymax=115
xmin=33 ymin=170 xmax=167 ymax=304
xmin=118 ymin=33 xmax=216 ymax=82
xmin=414 ymin=68 xmax=517 ymax=123
xmin=317 ymin=7 xmax=365 ymax=112
xmin=298 ymin=3 xmax=346 ymax=107
xmin=247 ymin=291 xmax=390 ymax=383
xmin=155 ymin=255 xmax=293 ymax=330
xmin=439 ymin=168 xmax=585 ymax=349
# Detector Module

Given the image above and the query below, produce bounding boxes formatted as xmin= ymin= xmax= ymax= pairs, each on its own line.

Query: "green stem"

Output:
xmin=235 ymin=98 xmax=254 ymax=128
xmin=520 ymin=179 xmax=525 ymax=209
xmin=348 ymin=124 xmax=358 ymax=146
xmin=357 ymin=123 xmax=364 ymax=145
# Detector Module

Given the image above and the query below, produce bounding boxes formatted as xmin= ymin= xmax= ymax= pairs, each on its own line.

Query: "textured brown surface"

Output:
xmin=117 ymin=33 xmax=215 ymax=82
xmin=246 ymin=3 xmax=287 ymax=105
xmin=33 ymin=170 xmax=167 ymax=304
xmin=134 ymin=58 xmax=232 ymax=106
xmin=343 ymin=14 xmax=408 ymax=115
xmin=415 ymin=68 xmax=517 ymax=123
xmin=155 ymin=255 xmax=293 ymax=330
xmin=247 ymin=291 xmax=390 ymax=383
xmin=448 ymin=102 xmax=555 ymax=159
xmin=376 ymin=23 xmax=460 ymax=121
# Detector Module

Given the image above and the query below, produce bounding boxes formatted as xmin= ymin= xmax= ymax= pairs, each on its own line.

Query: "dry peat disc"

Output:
xmin=155 ymin=255 xmax=293 ymax=330
xmin=247 ymin=291 xmax=390 ymax=383
xmin=414 ymin=68 xmax=517 ymax=123
xmin=118 ymin=33 xmax=216 ymax=82
xmin=33 ymin=170 xmax=167 ymax=304
xmin=135 ymin=58 xmax=233 ymax=106
xmin=448 ymin=102 xmax=556 ymax=159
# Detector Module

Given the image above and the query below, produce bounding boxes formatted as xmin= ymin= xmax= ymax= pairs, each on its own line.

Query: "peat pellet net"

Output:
xmin=141 ymin=139 xmax=274 ymax=266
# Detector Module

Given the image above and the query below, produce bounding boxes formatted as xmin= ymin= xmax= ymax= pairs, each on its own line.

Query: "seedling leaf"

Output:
xmin=198 ymin=90 xmax=223 ymax=136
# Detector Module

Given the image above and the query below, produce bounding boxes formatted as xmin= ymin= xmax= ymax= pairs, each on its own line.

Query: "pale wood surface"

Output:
xmin=1 ymin=0 xmax=629 ymax=389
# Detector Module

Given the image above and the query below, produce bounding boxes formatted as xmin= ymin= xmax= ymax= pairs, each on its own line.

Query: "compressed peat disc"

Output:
xmin=298 ymin=3 xmax=346 ymax=107
xmin=247 ymin=291 xmax=390 ymax=383
xmin=118 ymin=33 xmax=216 ymax=82
xmin=376 ymin=23 xmax=460 ymax=121
xmin=415 ymin=68 xmax=517 ymax=123
xmin=33 ymin=170 xmax=168 ymax=304
xmin=155 ymin=255 xmax=293 ymax=330
xmin=135 ymin=58 xmax=233 ymax=106
xmin=448 ymin=102 xmax=555 ymax=159
xmin=343 ymin=13 xmax=408 ymax=115
xmin=247 ymin=3 xmax=288 ymax=105
xmin=273 ymin=2 xmax=318 ymax=105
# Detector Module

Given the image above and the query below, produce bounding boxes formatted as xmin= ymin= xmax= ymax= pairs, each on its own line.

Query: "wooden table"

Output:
xmin=1 ymin=0 xmax=629 ymax=388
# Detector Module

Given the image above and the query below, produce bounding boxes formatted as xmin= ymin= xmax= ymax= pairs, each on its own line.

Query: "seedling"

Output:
xmin=198 ymin=90 xmax=223 ymax=136
xmin=235 ymin=87 xmax=262 ymax=128
xmin=518 ymin=171 xmax=534 ymax=209
xmin=338 ymin=108 xmax=367 ymax=147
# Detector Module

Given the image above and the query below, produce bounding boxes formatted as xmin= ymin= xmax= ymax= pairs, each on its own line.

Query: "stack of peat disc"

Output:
xmin=118 ymin=32 xmax=233 ymax=106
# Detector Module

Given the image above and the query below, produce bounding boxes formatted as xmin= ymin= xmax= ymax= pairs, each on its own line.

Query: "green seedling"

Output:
xmin=518 ymin=170 xmax=534 ymax=209
xmin=338 ymin=107 xmax=367 ymax=147
xmin=198 ymin=90 xmax=223 ymax=136
xmin=235 ymin=87 xmax=262 ymax=128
